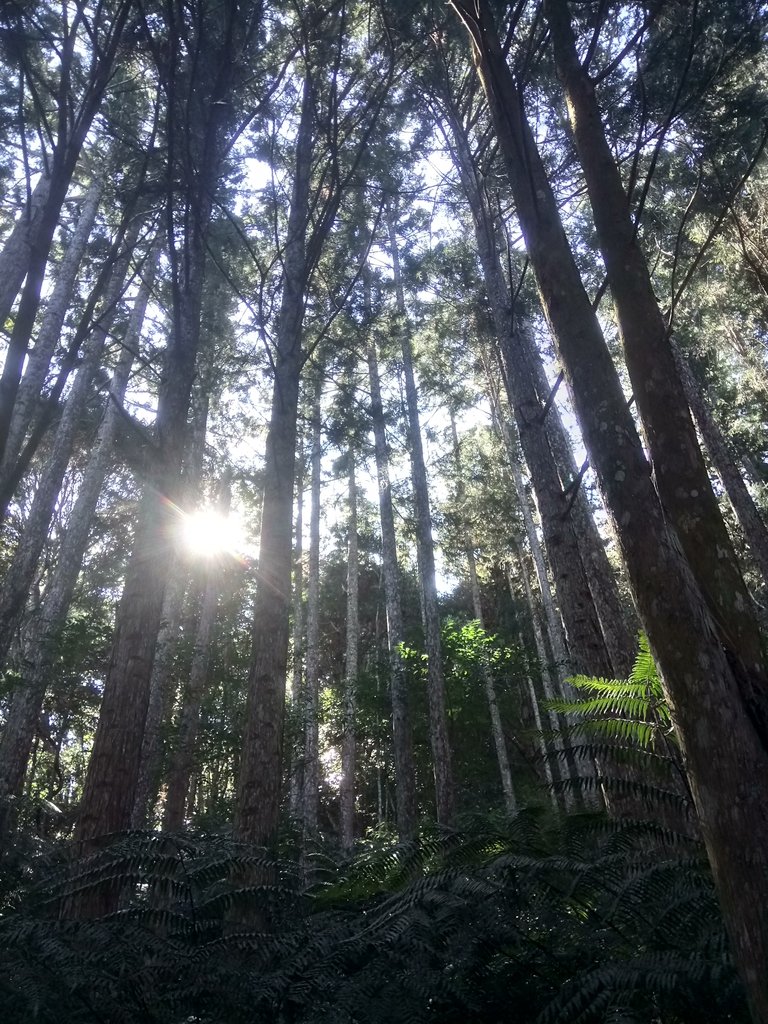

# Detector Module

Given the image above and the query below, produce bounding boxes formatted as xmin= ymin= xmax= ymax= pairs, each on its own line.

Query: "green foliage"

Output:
xmin=547 ymin=637 xmax=694 ymax=828
xmin=0 ymin=811 xmax=746 ymax=1023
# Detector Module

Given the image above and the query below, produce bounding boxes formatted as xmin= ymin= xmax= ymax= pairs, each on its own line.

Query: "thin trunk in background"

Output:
xmin=387 ymin=208 xmax=455 ymax=825
xmin=449 ymin=410 xmax=517 ymax=814
xmin=340 ymin=456 xmax=359 ymax=851
xmin=1 ymin=179 xmax=104 ymax=480
xmin=0 ymin=217 xmax=142 ymax=671
xmin=289 ymin=448 xmax=306 ymax=818
xmin=301 ymin=382 xmax=322 ymax=840
xmin=366 ymin=329 xmax=419 ymax=840
xmin=672 ymin=342 xmax=768 ymax=587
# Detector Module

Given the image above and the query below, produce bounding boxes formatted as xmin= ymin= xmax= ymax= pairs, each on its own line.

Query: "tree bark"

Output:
xmin=366 ymin=330 xmax=419 ymax=840
xmin=162 ymin=475 xmax=230 ymax=832
xmin=0 ymin=217 xmax=141 ymax=671
xmin=672 ymin=342 xmax=768 ymax=588
xmin=449 ymin=409 xmax=517 ymax=813
xmin=0 ymin=173 xmax=53 ymax=328
xmin=301 ymin=382 xmax=322 ymax=840
xmin=0 ymin=297 xmax=141 ymax=838
xmin=1 ymin=179 xmax=103 ymax=480
xmin=446 ymin=109 xmax=612 ymax=678
xmin=450 ymin=3 xmax=768 ymax=1013
xmin=235 ymin=76 xmax=314 ymax=848
xmin=543 ymin=0 xmax=766 ymax=683
xmin=387 ymin=208 xmax=455 ymax=825
xmin=289 ymin=448 xmax=306 ymax=819
xmin=340 ymin=456 xmax=359 ymax=851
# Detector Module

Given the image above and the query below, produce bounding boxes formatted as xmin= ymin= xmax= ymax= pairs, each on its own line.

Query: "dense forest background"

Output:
xmin=0 ymin=0 xmax=767 ymax=1021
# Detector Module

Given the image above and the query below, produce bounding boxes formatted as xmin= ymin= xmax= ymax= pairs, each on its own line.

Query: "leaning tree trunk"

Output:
xmin=446 ymin=110 xmax=612 ymax=679
xmin=672 ymin=342 xmax=768 ymax=588
xmin=0 ymin=298 xmax=142 ymax=839
xmin=387 ymin=208 xmax=455 ymax=826
xmin=340 ymin=455 xmax=359 ymax=852
xmin=301 ymin=382 xmax=323 ymax=841
xmin=527 ymin=353 xmax=637 ymax=676
xmin=1 ymin=179 xmax=103 ymax=481
xmin=0 ymin=217 xmax=141 ymax=671
xmin=450 ymin=2 xmax=768 ymax=1014
xmin=0 ymin=173 xmax=53 ymax=328
xmin=367 ymin=330 xmax=419 ymax=840
xmin=0 ymin=2 xmax=133 ymax=462
xmin=543 ymin=0 xmax=766 ymax=684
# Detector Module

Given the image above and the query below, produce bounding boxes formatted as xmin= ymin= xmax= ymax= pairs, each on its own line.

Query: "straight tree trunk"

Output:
xmin=449 ymin=410 xmax=517 ymax=813
xmin=543 ymin=0 xmax=766 ymax=684
xmin=70 ymin=15 xmax=240 ymax=900
xmin=301 ymin=383 xmax=322 ymax=840
xmin=450 ymin=3 xmax=768 ymax=1013
xmin=387 ymin=209 xmax=455 ymax=825
xmin=366 ymin=331 xmax=419 ymax=840
xmin=131 ymin=566 xmax=187 ymax=828
xmin=0 ymin=306 xmax=141 ymax=838
xmin=235 ymin=77 xmax=315 ymax=848
xmin=340 ymin=456 xmax=359 ymax=851
xmin=289 ymin=449 xmax=306 ymax=818
xmin=162 ymin=475 xmax=230 ymax=832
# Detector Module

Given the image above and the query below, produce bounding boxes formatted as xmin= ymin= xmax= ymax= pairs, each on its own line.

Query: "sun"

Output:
xmin=181 ymin=507 xmax=245 ymax=558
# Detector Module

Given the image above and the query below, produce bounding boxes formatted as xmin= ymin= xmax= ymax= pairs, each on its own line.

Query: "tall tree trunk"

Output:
xmin=387 ymin=209 xmax=455 ymax=825
xmin=0 ymin=2 xmax=133 ymax=462
xmin=131 ymin=566 xmax=187 ymax=828
xmin=70 ymin=31 xmax=238 ymax=903
xmin=543 ymin=0 xmax=766 ymax=681
xmin=366 ymin=331 xmax=419 ymax=840
xmin=528 ymin=356 xmax=637 ymax=676
xmin=446 ymin=110 xmax=612 ymax=678
xmin=162 ymin=475 xmax=230 ymax=832
xmin=672 ymin=342 xmax=768 ymax=587
xmin=0 ymin=173 xmax=53 ymax=327
xmin=0 ymin=299 xmax=142 ymax=838
xmin=0 ymin=217 xmax=141 ymax=670
xmin=289 ymin=448 xmax=306 ymax=818
xmin=340 ymin=456 xmax=359 ymax=851
xmin=450 ymin=2 xmax=768 ymax=1013
xmin=1 ymin=179 xmax=103 ymax=480
xmin=301 ymin=383 xmax=322 ymax=840
xmin=449 ymin=410 xmax=517 ymax=813
xmin=235 ymin=77 xmax=314 ymax=848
